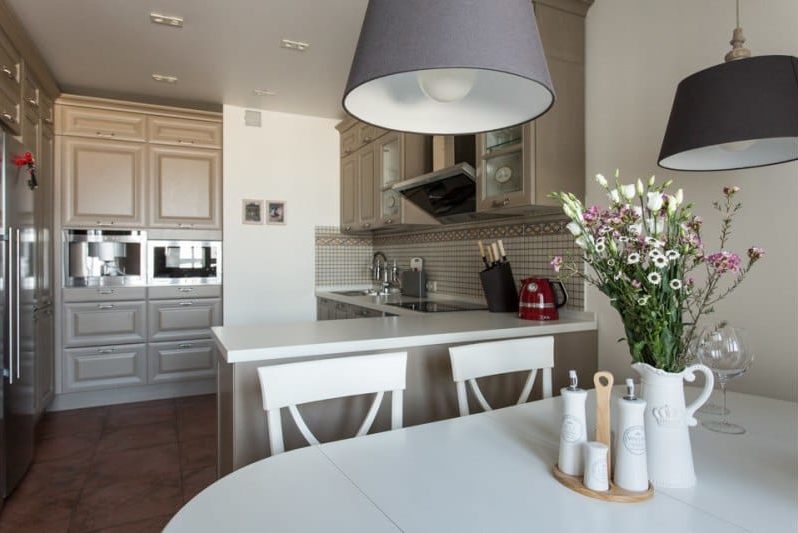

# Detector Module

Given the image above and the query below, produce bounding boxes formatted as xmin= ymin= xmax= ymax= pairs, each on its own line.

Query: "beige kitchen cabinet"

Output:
xmin=340 ymin=126 xmax=358 ymax=157
xmin=147 ymin=116 xmax=222 ymax=149
xmin=375 ymin=132 xmax=435 ymax=228
xmin=340 ymin=153 xmax=358 ymax=232
xmin=60 ymin=136 xmax=147 ymax=227
xmin=34 ymin=122 xmax=53 ymax=304
xmin=57 ymin=105 xmax=147 ymax=142
xmin=147 ymin=339 xmax=217 ymax=384
xmin=357 ymin=145 xmax=377 ymax=230
xmin=357 ymin=123 xmax=386 ymax=146
xmin=62 ymin=343 xmax=147 ymax=392
xmin=63 ymin=300 xmax=147 ymax=348
xmin=148 ymin=145 xmax=221 ymax=229
xmin=476 ymin=123 xmax=535 ymax=210
xmin=0 ymin=30 xmax=20 ymax=135
xmin=34 ymin=306 xmax=54 ymax=415
xmin=147 ymin=297 xmax=222 ymax=342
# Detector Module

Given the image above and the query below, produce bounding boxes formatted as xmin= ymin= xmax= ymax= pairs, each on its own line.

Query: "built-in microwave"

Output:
xmin=147 ymin=240 xmax=222 ymax=285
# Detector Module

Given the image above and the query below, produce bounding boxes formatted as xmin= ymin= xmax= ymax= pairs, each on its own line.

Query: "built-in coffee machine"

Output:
xmin=63 ymin=230 xmax=146 ymax=286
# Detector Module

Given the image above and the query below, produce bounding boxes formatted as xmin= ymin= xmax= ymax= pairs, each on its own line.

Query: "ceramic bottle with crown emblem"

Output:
xmin=632 ymin=362 xmax=714 ymax=488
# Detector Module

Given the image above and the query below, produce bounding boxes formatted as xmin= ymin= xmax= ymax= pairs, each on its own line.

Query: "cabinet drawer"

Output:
xmin=148 ymin=339 xmax=217 ymax=383
xmin=22 ymin=72 xmax=39 ymax=114
xmin=148 ymin=298 xmax=221 ymax=341
xmin=63 ymin=344 xmax=146 ymax=392
xmin=358 ymin=123 xmax=386 ymax=145
xmin=63 ymin=287 xmax=147 ymax=303
xmin=58 ymin=105 xmax=147 ymax=142
xmin=63 ymin=300 xmax=147 ymax=347
xmin=0 ymin=84 xmax=19 ymax=133
xmin=0 ymin=30 xmax=20 ymax=100
xmin=147 ymin=116 xmax=222 ymax=148
xmin=147 ymin=285 xmax=222 ymax=300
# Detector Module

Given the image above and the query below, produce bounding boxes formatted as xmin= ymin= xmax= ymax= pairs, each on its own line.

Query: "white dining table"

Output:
xmin=166 ymin=388 xmax=798 ymax=533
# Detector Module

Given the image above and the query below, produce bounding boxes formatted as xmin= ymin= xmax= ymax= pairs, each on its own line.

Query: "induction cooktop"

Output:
xmin=385 ymin=301 xmax=487 ymax=313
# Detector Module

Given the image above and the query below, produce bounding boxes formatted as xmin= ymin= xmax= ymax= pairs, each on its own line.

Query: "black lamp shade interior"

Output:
xmin=343 ymin=0 xmax=554 ymax=135
xmin=659 ymin=55 xmax=798 ymax=171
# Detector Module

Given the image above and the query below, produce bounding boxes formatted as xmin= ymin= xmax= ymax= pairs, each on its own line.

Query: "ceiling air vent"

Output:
xmin=244 ymin=110 xmax=262 ymax=127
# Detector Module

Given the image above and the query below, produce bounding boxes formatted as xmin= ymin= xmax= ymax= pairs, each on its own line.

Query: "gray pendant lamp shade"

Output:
xmin=343 ymin=0 xmax=554 ymax=135
xmin=658 ymin=55 xmax=798 ymax=171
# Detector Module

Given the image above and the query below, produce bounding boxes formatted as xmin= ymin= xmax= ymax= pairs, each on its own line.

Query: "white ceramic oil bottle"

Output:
xmin=614 ymin=378 xmax=649 ymax=491
xmin=558 ymin=370 xmax=587 ymax=476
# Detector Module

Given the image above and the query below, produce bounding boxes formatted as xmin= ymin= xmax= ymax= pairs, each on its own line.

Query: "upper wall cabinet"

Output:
xmin=61 ymin=137 xmax=147 ymax=227
xmin=149 ymin=145 xmax=221 ymax=228
xmin=0 ymin=30 xmax=20 ymax=134
xmin=57 ymin=106 xmax=147 ymax=142
xmin=147 ymin=116 xmax=222 ymax=149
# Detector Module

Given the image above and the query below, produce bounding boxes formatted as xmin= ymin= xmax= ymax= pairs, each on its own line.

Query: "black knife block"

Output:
xmin=479 ymin=262 xmax=519 ymax=313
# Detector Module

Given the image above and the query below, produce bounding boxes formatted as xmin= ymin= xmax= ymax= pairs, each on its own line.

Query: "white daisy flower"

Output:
xmin=653 ymin=255 xmax=669 ymax=268
xmin=645 ymin=237 xmax=664 ymax=248
xmin=629 ymin=223 xmax=643 ymax=236
xmin=607 ymin=259 xmax=616 ymax=267
xmin=618 ymin=236 xmax=630 ymax=243
xmin=595 ymin=242 xmax=606 ymax=253
xmin=648 ymin=249 xmax=664 ymax=260
xmin=647 ymin=272 xmax=662 ymax=285
xmin=627 ymin=253 xmax=640 ymax=265
xmin=596 ymin=237 xmax=606 ymax=246
xmin=670 ymin=279 xmax=683 ymax=290
xmin=637 ymin=296 xmax=650 ymax=305
xmin=666 ymin=250 xmax=680 ymax=261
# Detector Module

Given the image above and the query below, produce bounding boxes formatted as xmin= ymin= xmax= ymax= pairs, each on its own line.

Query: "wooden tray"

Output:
xmin=552 ymin=465 xmax=654 ymax=503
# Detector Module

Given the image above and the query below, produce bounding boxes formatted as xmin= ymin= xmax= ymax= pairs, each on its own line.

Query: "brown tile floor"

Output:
xmin=0 ymin=394 xmax=217 ymax=533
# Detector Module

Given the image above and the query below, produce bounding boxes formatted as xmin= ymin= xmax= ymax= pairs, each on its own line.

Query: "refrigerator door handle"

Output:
xmin=6 ymin=226 xmax=12 ymax=384
xmin=15 ymin=227 xmax=20 ymax=380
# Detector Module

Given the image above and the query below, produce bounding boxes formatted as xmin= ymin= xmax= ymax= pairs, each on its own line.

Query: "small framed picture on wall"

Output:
xmin=242 ymin=199 xmax=264 ymax=225
xmin=267 ymin=201 xmax=286 ymax=225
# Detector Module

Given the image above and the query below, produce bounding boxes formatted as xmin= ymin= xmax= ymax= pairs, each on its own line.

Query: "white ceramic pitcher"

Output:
xmin=632 ymin=362 xmax=714 ymax=488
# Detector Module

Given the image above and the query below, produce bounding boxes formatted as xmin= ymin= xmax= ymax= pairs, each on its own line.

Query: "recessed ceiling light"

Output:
xmin=280 ymin=39 xmax=310 ymax=52
xmin=253 ymin=88 xmax=276 ymax=96
xmin=152 ymin=73 xmax=178 ymax=84
xmin=150 ymin=13 xmax=183 ymax=27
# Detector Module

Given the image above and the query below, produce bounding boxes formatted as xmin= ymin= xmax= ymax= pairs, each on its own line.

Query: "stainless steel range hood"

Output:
xmin=393 ymin=136 xmax=513 ymax=224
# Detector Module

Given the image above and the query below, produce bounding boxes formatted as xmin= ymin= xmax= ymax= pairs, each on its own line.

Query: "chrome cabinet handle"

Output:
xmin=97 ymin=304 xmax=115 ymax=310
xmin=344 ymin=226 xmax=352 ymax=232
xmin=98 ymin=288 xmax=114 ymax=295
xmin=178 ymin=287 xmax=194 ymax=293
xmin=492 ymin=198 xmax=511 ymax=208
xmin=26 ymin=97 xmax=38 ymax=107
xmin=97 ymin=348 xmax=116 ymax=354
xmin=2 ymin=112 xmax=14 ymax=123
xmin=362 ymin=223 xmax=371 ymax=229
xmin=6 ymin=231 xmax=11 ymax=384
xmin=95 ymin=221 xmax=115 ymax=226
xmin=177 ymin=223 xmax=194 ymax=228
xmin=177 ymin=343 xmax=193 ymax=349
xmin=384 ymin=218 xmax=393 ymax=224
xmin=1 ymin=65 xmax=14 ymax=80
xmin=43 ymin=117 xmax=53 ymax=125
xmin=14 ymin=229 xmax=19 ymax=379
xmin=176 ymin=139 xmax=195 ymax=144
xmin=178 ymin=301 xmax=193 ymax=307
xmin=95 ymin=131 xmax=116 ymax=137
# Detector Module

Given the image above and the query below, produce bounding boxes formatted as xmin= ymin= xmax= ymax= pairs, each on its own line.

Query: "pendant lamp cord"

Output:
xmin=725 ymin=0 xmax=751 ymax=62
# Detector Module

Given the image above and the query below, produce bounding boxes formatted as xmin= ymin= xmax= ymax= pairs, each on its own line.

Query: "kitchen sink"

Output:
xmin=332 ymin=290 xmax=377 ymax=296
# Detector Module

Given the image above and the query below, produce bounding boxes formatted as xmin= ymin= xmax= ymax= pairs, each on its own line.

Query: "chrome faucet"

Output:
xmin=370 ymin=251 xmax=398 ymax=295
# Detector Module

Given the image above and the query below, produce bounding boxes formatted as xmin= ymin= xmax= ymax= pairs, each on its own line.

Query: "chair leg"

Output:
xmin=266 ymin=409 xmax=285 ymax=455
xmin=542 ymin=367 xmax=553 ymax=399
xmin=391 ymin=390 xmax=403 ymax=430
xmin=456 ymin=381 xmax=469 ymax=417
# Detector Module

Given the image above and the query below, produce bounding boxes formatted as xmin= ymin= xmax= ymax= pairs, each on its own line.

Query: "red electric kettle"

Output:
xmin=518 ymin=278 xmax=568 ymax=320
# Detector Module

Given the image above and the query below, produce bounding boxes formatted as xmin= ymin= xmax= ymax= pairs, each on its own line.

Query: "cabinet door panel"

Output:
xmin=58 ymin=106 xmax=146 ymax=142
xmin=148 ymin=298 xmax=221 ymax=342
xmin=147 ymin=116 xmax=222 ymax=148
xmin=35 ymin=307 xmax=54 ymax=414
xmin=357 ymin=146 xmax=376 ymax=229
xmin=35 ymin=124 xmax=53 ymax=303
xmin=340 ymin=154 xmax=358 ymax=232
xmin=148 ymin=340 xmax=216 ymax=383
xmin=63 ymin=301 xmax=147 ymax=347
xmin=149 ymin=145 xmax=221 ymax=228
xmin=61 ymin=137 xmax=146 ymax=227
xmin=63 ymin=344 xmax=147 ymax=392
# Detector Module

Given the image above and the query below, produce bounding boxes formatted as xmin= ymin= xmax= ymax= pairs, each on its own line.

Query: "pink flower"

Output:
xmin=723 ymin=185 xmax=741 ymax=197
xmin=550 ymin=256 xmax=563 ymax=273
xmin=583 ymin=206 xmax=600 ymax=223
xmin=707 ymin=251 xmax=742 ymax=273
xmin=747 ymin=247 xmax=764 ymax=262
xmin=631 ymin=279 xmax=642 ymax=289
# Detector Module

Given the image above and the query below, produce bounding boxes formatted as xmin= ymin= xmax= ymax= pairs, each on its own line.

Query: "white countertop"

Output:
xmin=212 ymin=290 xmax=596 ymax=364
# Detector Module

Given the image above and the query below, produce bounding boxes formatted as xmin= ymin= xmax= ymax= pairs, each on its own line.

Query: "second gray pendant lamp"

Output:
xmin=342 ymin=0 xmax=556 ymax=135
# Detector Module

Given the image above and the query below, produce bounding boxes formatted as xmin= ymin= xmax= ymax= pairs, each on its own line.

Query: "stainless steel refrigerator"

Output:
xmin=0 ymin=131 xmax=37 ymax=500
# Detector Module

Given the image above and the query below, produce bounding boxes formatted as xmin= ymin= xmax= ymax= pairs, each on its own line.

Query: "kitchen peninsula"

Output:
xmin=213 ymin=293 xmax=597 ymax=474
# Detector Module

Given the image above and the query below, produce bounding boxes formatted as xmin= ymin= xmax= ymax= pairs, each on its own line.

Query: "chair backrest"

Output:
xmin=449 ymin=336 xmax=554 ymax=417
xmin=257 ymin=352 xmax=407 ymax=455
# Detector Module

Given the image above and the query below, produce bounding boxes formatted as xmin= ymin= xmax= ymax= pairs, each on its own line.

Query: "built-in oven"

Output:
xmin=148 ymin=240 xmax=222 ymax=285
xmin=63 ymin=230 xmax=147 ymax=287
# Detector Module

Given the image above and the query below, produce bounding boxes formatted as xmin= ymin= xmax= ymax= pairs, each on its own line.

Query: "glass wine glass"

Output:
xmin=691 ymin=330 xmax=730 ymax=416
xmin=696 ymin=324 xmax=754 ymax=434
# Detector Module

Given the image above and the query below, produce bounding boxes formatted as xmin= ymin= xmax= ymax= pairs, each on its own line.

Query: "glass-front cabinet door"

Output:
xmin=377 ymin=132 xmax=404 ymax=188
xmin=381 ymin=189 xmax=402 ymax=226
xmin=476 ymin=123 xmax=534 ymax=210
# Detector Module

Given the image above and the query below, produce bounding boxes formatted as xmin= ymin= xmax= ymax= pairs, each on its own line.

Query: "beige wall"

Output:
xmin=585 ymin=0 xmax=798 ymax=401
xmin=223 ymin=105 xmax=340 ymax=326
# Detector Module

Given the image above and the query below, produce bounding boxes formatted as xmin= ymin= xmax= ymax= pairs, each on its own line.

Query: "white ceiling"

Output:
xmin=7 ymin=0 xmax=369 ymax=116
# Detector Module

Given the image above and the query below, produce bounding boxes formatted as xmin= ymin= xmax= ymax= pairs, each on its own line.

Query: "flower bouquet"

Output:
xmin=551 ymin=174 xmax=763 ymax=373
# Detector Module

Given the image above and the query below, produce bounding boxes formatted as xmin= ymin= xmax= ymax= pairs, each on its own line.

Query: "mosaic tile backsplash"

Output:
xmin=315 ymin=218 xmax=584 ymax=310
